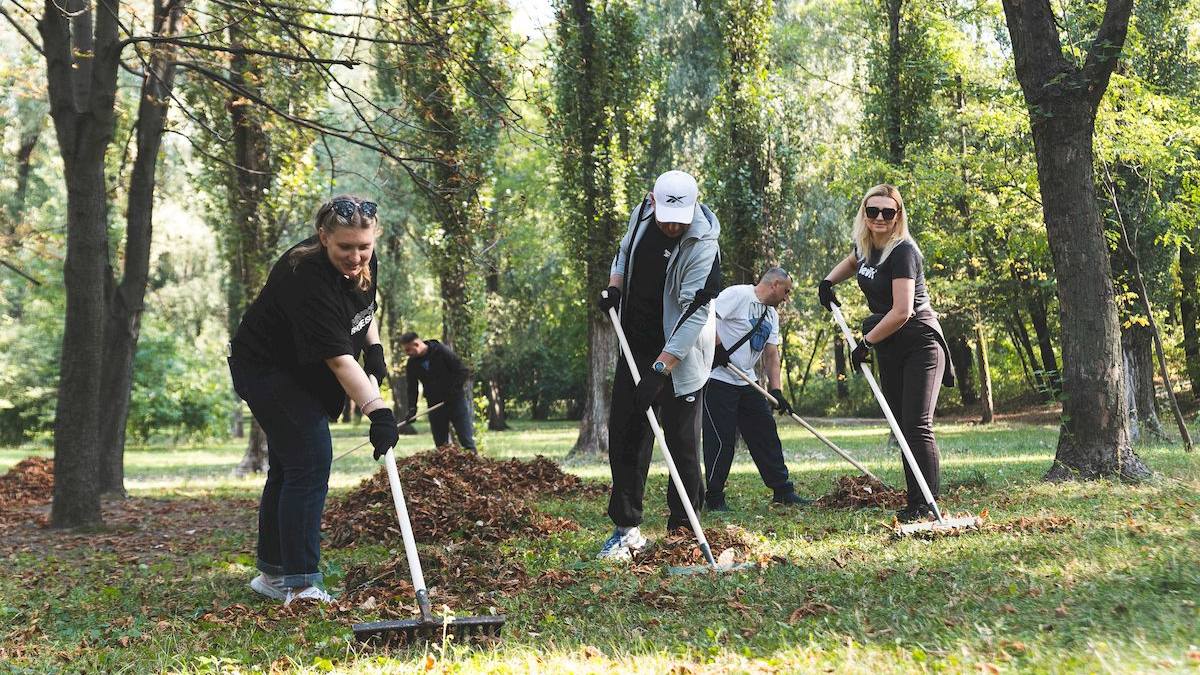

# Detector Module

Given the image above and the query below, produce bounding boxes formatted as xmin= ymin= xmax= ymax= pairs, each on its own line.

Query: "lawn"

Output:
xmin=1 ymin=417 xmax=1198 ymax=673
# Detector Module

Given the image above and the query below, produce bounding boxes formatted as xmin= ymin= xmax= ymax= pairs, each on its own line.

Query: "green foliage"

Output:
xmin=125 ymin=320 xmax=230 ymax=442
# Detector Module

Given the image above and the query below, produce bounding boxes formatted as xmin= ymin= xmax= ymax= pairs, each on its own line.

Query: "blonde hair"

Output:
xmin=289 ymin=194 xmax=379 ymax=292
xmin=852 ymin=184 xmax=916 ymax=265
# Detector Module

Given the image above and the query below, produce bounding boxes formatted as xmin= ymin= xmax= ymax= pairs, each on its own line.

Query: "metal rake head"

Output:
xmin=352 ymin=614 xmax=506 ymax=646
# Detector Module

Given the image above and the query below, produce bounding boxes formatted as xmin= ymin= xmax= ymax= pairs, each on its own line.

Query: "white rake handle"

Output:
xmin=723 ymin=362 xmax=881 ymax=483
xmin=607 ymin=305 xmax=717 ymax=569
xmin=829 ymin=305 xmax=944 ymax=523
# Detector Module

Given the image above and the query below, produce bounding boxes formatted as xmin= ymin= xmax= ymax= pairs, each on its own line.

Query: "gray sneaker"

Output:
xmin=597 ymin=526 xmax=649 ymax=560
xmin=249 ymin=573 xmax=287 ymax=601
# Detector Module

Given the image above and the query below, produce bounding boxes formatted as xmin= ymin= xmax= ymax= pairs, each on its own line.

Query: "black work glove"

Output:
xmin=363 ymin=344 xmax=388 ymax=385
xmin=712 ymin=342 xmax=730 ymax=369
xmin=598 ymin=286 xmax=622 ymax=313
xmin=633 ymin=369 xmax=668 ymax=414
xmin=850 ymin=338 xmax=873 ymax=370
xmin=768 ymin=388 xmax=793 ymax=415
xmin=368 ymin=407 xmax=400 ymax=461
xmin=818 ymin=280 xmax=840 ymax=312
xmin=407 ymin=405 xmax=419 ymax=421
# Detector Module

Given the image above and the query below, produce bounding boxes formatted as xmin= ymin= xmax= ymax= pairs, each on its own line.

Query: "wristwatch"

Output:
xmin=652 ymin=360 xmax=668 ymax=375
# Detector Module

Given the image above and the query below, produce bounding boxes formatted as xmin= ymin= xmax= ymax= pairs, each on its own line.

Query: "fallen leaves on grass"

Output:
xmin=323 ymin=445 xmax=600 ymax=547
xmin=0 ymin=457 xmax=53 ymax=521
xmin=815 ymin=475 xmax=906 ymax=509
xmin=629 ymin=524 xmax=780 ymax=573
xmin=987 ymin=515 xmax=1076 ymax=534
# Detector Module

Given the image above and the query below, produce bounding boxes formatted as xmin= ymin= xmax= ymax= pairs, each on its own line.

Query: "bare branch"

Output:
xmin=0 ymin=5 xmax=43 ymax=54
xmin=0 ymin=258 xmax=43 ymax=285
xmin=130 ymin=36 xmax=365 ymax=67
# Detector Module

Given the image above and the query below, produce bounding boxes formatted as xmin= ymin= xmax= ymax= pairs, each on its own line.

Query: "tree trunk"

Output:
xmin=1026 ymin=289 xmax=1061 ymax=396
xmin=569 ymin=313 xmax=615 ymax=457
xmin=1009 ymin=310 xmax=1046 ymax=396
xmin=833 ymin=333 xmax=848 ymax=399
xmin=797 ymin=327 xmax=825 ymax=400
xmin=9 ymin=114 xmax=44 ymax=228
xmin=949 ymin=333 xmax=977 ymax=405
xmin=884 ymin=0 xmax=905 ymax=164
xmin=976 ymin=322 xmax=994 ymax=424
xmin=1180 ymin=226 xmax=1200 ymax=397
xmin=1002 ymin=0 xmax=1149 ymax=481
xmin=1121 ymin=326 xmax=1168 ymax=442
xmin=235 ymin=419 xmax=269 ymax=476
xmin=485 ymin=378 xmax=509 ymax=431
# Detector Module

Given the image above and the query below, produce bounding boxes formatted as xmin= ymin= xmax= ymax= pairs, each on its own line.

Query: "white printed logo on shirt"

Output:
xmin=350 ymin=301 xmax=376 ymax=335
xmin=859 ymin=263 xmax=878 ymax=280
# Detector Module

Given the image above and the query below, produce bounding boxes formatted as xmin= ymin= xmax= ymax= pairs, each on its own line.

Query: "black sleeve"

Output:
xmin=280 ymin=271 xmax=353 ymax=364
xmin=890 ymin=243 xmax=921 ymax=280
xmin=406 ymin=357 xmax=420 ymax=404
xmin=444 ymin=346 xmax=469 ymax=386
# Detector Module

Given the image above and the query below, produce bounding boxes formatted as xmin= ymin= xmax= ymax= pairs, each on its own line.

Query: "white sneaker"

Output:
xmin=284 ymin=585 xmax=334 ymax=606
xmin=597 ymin=526 xmax=649 ymax=561
xmin=249 ymin=573 xmax=287 ymax=601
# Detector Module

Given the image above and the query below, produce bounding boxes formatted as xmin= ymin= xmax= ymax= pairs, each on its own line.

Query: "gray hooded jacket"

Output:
xmin=610 ymin=199 xmax=721 ymax=396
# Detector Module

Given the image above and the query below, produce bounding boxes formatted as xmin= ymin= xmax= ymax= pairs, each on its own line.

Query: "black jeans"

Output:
xmin=875 ymin=323 xmax=946 ymax=508
xmin=429 ymin=393 xmax=475 ymax=450
xmin=228 ymin=357 xmax=331 ymax=588
xmin=606 ymin=346 xmax=704 ymax=531
xmin=701 ymin=378 xmax=793 ymax=502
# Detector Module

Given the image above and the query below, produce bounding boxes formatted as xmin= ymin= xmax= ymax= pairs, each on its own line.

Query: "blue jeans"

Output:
xmin=429 ymin=393 xmax=476 ymax=450
xmin=228 ymin=357 xmax=331 ymax=588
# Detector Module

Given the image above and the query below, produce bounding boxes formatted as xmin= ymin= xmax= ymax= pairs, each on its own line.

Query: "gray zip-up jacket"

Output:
xmin=610 ymin=199 xmax=722 ymax=396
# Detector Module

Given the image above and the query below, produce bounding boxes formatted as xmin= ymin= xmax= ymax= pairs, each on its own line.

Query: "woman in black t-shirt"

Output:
xmin=817 ymin=184 xmax=954 ymax=523
xmin=228 ymin=195 xmax=399 ymax=605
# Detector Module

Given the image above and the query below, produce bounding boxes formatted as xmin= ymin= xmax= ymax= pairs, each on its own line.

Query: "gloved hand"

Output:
xmin=818 ymin=280 xmax=840 ymax=312
xmin=368 ymin=407 xmax=399 ymax=460
xmin=768 ymin=388 xmax=793 ymax=415
xmin=711 ymin=342 xmax=730 ymax=369
xmin=598 ymin=286 xmax=622 ymax=313
xmin=850 ymin=338 xmax=873 ymax=370
xmin=633 ymin=369 xmax=668 ymax=414
xmin=363 ymin=344 xmax=388 ymax=385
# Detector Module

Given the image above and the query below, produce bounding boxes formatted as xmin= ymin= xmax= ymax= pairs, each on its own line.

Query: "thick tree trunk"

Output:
xmin=485 ymin=378 xmax=509 ymax=431
xmin=976 ymin=322 xmax=994 ymax=424
xmin=1003 ymin=0 xmax=1148 ymax=480
xmin=949 ymin=333 xmax=977 ymax=405
xmin=1179 ymin=226 xmax=1200 ymax=399
xmin=235 ymin=419 xmax=269 ymax=476
xmin=387 ymin=373 xmax=417 ymax=436
xmin=1121 ymin=326 xmax=1168 ymax=442
xmin=569 ymin=313 xmax=615 ymax=457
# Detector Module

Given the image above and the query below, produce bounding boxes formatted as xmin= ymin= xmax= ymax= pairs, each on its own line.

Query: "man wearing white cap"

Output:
xmin=595 ymin=170 xmax=722 ymax=560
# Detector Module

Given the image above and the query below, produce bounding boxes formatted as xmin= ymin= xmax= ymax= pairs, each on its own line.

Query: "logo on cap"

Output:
xmin=665 ymin=194 xmax=687 ymax=204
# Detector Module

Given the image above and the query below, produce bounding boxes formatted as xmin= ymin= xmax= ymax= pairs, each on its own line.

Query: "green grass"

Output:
xmin=2 ymin=418 xmax=1198 ymax=673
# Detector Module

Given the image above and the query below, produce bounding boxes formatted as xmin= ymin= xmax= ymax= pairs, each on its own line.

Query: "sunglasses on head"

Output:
xmin=329 ymin=199 xmax=378 ymax=219
xmin=864 ymin=206 xmax=898 ymax=221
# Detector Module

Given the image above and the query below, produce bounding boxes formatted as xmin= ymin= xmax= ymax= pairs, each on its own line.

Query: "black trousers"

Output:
xmin=429 ymin=393 xmax=475 ymax=450
xmin=701 ymin=378 xmax=793 ymax=502
xmin=607 ymin=346 xmax=704 ymax=531
xmin=876 ymin=323 xmax=946 ymax=508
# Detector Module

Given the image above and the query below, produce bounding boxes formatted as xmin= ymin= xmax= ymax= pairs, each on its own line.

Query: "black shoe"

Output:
xmin=772 ymin=491 xmax=812 ymax=506
xmin=895 ymin=504 xmax=934 ymax=523
xmin=706 ymin=497 xmax=733 ymax=512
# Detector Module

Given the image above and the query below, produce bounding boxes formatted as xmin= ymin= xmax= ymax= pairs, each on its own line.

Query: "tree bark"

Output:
xmin=884 ymin=0 xmax=905 ymax=164
xmin=1121 ymin=326 xmax=1167 ymax=442
xmin=485 ymin=378 xmax=509 ymax=431
xmin=1009 ymin=309 xmax=1047 ymax=396
xmin=235 ymin=419 xmax=269 ymax=475
xmin=1026 ymin=288 xmax=1061 ymax=395
xmin=1001 ymin=0 xmax=1149 ymax=480
xmin=571 ymin=313 xmax=615 ymax=457
xmin=833 ymin=333 xmax=848 ymax=399
xmin=949 ymin=333 xmax=977 ymax=405
xmin=97 ymin=0 xmax=185 ymax=497
xmin=1181 ymin=226 xmax=1200 ymax=397
xmin=42 ymin=0 xmax=124 ymax=528
xmin=975 ymin=322 xmax=994 ymax=424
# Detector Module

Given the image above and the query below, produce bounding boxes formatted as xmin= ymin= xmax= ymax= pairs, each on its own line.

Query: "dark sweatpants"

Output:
xmin=876 ymin=322 xmax=946 ymax=508
xmin=701 ymin=378 xmax=793 ymax=503
xmin=607 ymin=346 xmax=705 ymax=531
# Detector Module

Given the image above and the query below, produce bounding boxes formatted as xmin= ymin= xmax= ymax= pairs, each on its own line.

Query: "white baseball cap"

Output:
xmin=653 ymin=170 xmax=698 ymax=224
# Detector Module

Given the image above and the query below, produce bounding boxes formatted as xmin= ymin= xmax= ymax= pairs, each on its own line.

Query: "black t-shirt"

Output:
xmin=855 ymin=240 xmax=929 ymax=315
xmin=232 ymin=236 xmax=378 ymax=418
xmin=624 ymin=222 xmax=681 ymax=350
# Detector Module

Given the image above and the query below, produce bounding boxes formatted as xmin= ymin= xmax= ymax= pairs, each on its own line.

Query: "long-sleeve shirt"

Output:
xmin=405 ymin=340 xmax=469 ymax=405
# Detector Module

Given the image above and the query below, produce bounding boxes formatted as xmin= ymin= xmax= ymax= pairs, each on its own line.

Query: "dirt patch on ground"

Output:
xmin=323 ymin=445 xmax=601 ymax=547
xmin=815 ymin=474 xmax=907 ymax=509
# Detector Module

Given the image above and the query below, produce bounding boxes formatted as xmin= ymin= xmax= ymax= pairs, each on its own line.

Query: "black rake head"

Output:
xmin=352 ymin=614 xmax=506 ymax=646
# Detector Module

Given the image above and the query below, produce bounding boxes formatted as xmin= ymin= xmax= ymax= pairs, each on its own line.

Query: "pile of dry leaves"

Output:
xmin=815 ymin=474 xmax=907 ymax=509
xmin=631 ymin=524 xmax=778 ymax=573
xmin=324 ymin=445 xmax=601 ymax=547
xmin=0 ymin=457 xmax=53 ymax=508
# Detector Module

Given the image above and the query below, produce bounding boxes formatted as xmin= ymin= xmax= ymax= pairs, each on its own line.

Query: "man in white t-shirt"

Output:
xmin=703 ymin=268 xmax=810 ymax=511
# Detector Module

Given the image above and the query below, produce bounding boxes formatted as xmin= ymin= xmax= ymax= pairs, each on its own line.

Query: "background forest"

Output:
xmin=1 ymin=0 xmax=1198 ymax=484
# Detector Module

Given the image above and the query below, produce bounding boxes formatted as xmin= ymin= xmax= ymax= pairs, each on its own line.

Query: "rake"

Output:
xmin=722 ymin=362 xmax=883 ymax=484
xmin=352 ymin=377 xmax=504 ymax=644
xmin=332 ymin=401 xmax=445 ymax=464
xmin=606 ymin=303 xmax=753 ymax=575
xmin=829 ymin=306 xmax=982 ymax=537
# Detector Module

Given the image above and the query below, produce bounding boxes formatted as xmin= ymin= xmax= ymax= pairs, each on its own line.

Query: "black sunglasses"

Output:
xmin=864 ymin=206 xmax=898 ymax=221
xmin=329 ymin=199 xmax=378 ymax=219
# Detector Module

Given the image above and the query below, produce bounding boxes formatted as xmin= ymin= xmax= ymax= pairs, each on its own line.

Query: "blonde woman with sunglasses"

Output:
xmin=817 ymin=184 xmax=955 ymax=523
xmin=227 ymin=195 xmax=397 ymax=605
